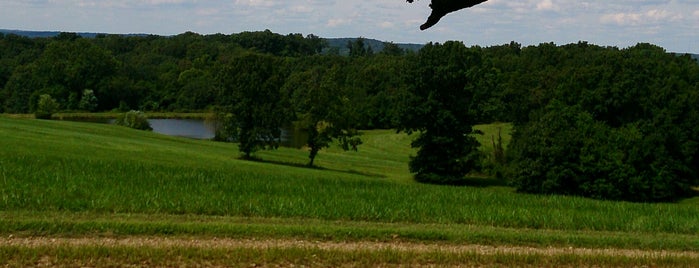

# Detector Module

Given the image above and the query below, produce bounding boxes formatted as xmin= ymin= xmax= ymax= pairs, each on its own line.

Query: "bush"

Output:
xmin=78 ymin=89 xmax=98 ymax=112
xmin=35 ymin=94 xmax=59 ymax=119
xmin=114 ymin=110 xmax=152 ymax=131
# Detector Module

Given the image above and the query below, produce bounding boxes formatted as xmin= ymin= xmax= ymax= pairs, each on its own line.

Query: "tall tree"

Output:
xmin=175 ymin=68 xmax=215 ymax=110
xmin=2 ymin=64 xmax=43 ymax=113
xmin=398 ymin=41 xmax=485 ymax=184
xmin=284 ymin=63 xmax=362 ymax=166
xmin=217 ymin=53 xmax=292 ymax=159
xmin=347 ymin=38 xmax=371 ymax=57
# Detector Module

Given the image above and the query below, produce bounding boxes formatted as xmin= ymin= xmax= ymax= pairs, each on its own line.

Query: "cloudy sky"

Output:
xmin=1 ymin=0 xmax=698 ymax=53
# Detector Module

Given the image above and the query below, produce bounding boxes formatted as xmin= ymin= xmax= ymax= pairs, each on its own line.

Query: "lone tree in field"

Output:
xmin=284 ymin=64 xmax=362 ymax=167
xmin=217 ymin=53 xmax=293 ymax=159
xmin=399 ymin=41 xmax=485 ymax=184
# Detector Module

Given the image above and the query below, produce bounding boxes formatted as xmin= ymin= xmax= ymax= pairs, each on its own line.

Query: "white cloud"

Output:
xmin=379 ymin=21 xmax=394 ymax=29
xmin=289 ymin=5 xmax=313 ymax=13
xmin=235 ymin=0 xmax=276 ymax=7
xmin=326 ymin=18 xmax=349 ymax=28
xmin=195 ymin=8 xmax=219 ymax=16
xmin=63 ymin=0 xmax=201 ymax=9
xmin=601 ymin=9 xmax=681 ymax=26
xmin=536 ymin=0 xmax=555 ymax=11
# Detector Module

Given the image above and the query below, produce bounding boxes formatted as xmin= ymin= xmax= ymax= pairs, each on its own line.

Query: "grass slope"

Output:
xmin=1 ymin=117 xmax=698 ymax=265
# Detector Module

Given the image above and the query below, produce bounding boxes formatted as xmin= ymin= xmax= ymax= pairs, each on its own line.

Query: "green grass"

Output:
xmin=2 ymin=211 xmax=697 ymax=251
xmin=474 ymin=121 xmax=513 ymax=151
xmin=51 ymin=112 xmax=214 ymax=120
xmin=0 ymin=112 xmax=214 ymax=120
xmin=1 ymin=117 xmax=698 ymax=257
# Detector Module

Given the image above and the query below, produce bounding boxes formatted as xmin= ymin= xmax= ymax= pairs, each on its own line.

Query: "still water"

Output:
xmin=147 ymin=119 xmax=306 ymax=147
xmin=70 ymin=118 xmax=306 ymax=148
xmin=148 ymin=119 xmax=217 ymax=140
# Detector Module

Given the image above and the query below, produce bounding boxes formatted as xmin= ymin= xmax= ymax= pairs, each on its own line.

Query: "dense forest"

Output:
xmin=1 ymin=30 xmax=698 ymax=202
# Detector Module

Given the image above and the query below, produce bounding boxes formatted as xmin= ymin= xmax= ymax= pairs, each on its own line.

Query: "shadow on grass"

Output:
xmin=689 ymin=186 xmax=699 ymax=199
xmin=414 ymin=173 xmax=510 ymax=188
xmin=239 ymin=156 xmax=387 ymax=179
xmin=459 ymin=176 xmax=510 ymax=187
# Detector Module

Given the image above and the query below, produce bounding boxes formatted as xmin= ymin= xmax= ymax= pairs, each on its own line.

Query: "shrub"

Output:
xmin=78 ymin=89 xmax=98 ymax=112
xmin=114 ymin=110 xmax=152 ymax=131
xmin=35 ymin=94 xmax=59 ymax=119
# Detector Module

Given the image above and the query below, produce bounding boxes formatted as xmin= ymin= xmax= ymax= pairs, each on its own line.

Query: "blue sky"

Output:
xmin=1 ymin=0 xmax=698 ymax=53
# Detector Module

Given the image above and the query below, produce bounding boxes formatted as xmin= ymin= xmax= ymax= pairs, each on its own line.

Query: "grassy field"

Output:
xmin=1 ymin=112 xmax=215 ymax=120
xmin=1 ymin=117 xmax=698 ymax=266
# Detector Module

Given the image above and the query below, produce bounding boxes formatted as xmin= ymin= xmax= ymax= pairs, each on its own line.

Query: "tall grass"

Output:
xmin=1 ymin=117 xmax=698 ymax=234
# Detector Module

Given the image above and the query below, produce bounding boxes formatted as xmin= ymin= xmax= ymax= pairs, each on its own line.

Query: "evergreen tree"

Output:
xmin=398 ymin=41 xmax=484 ymax=184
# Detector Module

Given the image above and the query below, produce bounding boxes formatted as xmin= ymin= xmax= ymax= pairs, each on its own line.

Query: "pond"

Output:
xmin=66 ymin=117 xmax=307 ymax=148
xmin=148 ymin=119 xmax=217 ymax=140
xmin=149 ymin=119 xmax=307 ymax=148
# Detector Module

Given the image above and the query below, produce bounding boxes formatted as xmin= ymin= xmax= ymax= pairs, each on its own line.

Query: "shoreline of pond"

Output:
xmin=51 ymin=112 xmax=214 ymax=120
xmin=0 ymin=112 xmax=214 ymax=120
xmin=0 ymin=112 xmax=309 ymax=148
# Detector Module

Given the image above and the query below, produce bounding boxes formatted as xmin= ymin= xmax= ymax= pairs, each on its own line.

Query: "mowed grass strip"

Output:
xmin=2 ymin=240 xmax=697 ymax=268
xmin=2 ymin=211 xmax=698 ymax=251
xmin=1 ymin=117 xmax=699 ymax=236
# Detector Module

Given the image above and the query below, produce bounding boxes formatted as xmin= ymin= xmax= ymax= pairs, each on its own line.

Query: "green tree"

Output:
xmin=216 ymin=53 xmax=292 ymax=159
xmin=33 ymin=38 xmax=117 ymax=106
xmin=231 ymin=30 xmax=327 ymax=57
xmin=35 ymin=94 xmax=58 ymax=119
xmin=506 ymin=43 xmax=699 ymax=202
xmin=285 ymin=64 xmax=362 ymax=166
xmin=398 ymin=42 xmax=484 ymax=184
xmin=2 ymin=64 xmax=43 ymax=113
xmin=342 ymin=55 xmax=411 ymax=129
xmin=347 ymin=38 xmax=371 ymax=57
xmin=380 ymin=42 xmax=406 ymax=56
xmin=175 ymin=68 xmax=214 ymax=110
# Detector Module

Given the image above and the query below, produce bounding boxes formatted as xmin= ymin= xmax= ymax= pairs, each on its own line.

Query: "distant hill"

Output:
xmin=4 ymin=29 xmax=694 ymax=59
xmin=0 ymin=29 xmax=148 ymax=38
xmin=324 ymin=38 xmax=424 ymax=55
xmin=1 ymin=29 xmax=424 ymax=55
xmin=673 ymin=52 xmax=699 ymax=64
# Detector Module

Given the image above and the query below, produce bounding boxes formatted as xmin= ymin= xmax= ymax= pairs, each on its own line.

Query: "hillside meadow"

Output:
xmin=1 ymin=117 xmax=698 ymax=266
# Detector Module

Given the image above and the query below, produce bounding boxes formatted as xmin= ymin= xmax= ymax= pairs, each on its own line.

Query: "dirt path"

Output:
xmin=2 ymin=236 xmax=698 ymax=258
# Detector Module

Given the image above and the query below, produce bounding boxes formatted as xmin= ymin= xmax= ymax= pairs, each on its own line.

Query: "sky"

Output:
xmin=1 ymin=0 xmax=698 ymax=54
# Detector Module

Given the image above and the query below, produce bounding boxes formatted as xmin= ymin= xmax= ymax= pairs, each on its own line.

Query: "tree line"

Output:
xmin=1 ymin=31 xmax=697 ymax=202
